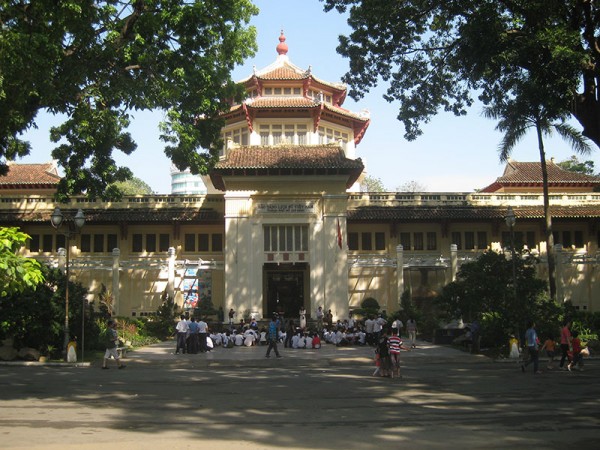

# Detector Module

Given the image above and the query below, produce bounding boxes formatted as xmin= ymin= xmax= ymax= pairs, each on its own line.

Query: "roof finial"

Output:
xmin=276 ymin=30 xmax=288 ymax=56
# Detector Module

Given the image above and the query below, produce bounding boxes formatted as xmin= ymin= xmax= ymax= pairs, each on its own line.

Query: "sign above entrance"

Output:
xmin=256 ymin=201 xmax=316 ymax=214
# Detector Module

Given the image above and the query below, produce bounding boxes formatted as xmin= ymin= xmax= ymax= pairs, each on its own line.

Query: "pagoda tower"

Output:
xmin=208 ymin=32 xmax=370 ymax=320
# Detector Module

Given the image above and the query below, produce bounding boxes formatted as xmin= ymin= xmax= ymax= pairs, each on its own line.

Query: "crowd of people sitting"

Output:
xmin=174 ymin=310 xmax=416 ymax=355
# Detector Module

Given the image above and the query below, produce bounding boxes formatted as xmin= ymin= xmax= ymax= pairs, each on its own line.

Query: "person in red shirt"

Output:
xmin=559 ymin=319 xmax=572 ymax=370
xmin=388 ymin=328 xmax=410 ymax=379
xmin=568 ymin=331 xmax=584 ymax=371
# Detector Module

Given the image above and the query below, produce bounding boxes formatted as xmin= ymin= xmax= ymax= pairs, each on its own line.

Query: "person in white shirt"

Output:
xmin=175 ymin=315 xmax=189 ymax=354
xmin=364 ymin=316 xmax=375 ymax=346
xmin=197 ymin=318 xmax=208 ymax=353
xmin=305 ymin=333 xmax=313 ymax=349
xmin=357 ymin=329 xmax=366 ymax=345
xmin=291 ymin=332 xmax=301 ymax=349
xmin=243 ymin=329 xmax=257 ymax=346
xmin=392 ymin=318 xmax=404 ymax=336
xmin=259 ymin=328 xmax=267 ymax=345
xmin=234 ymin=331 xmax=244 ymax=346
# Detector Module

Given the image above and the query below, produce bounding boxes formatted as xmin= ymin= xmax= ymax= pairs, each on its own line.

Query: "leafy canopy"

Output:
xmin=322 ymin=1 xmax=600 ymax=147
xmin=0 ymin=0 xmax=258 ymax=200
xmin=0 ymin=227 xmax=44 ymax=297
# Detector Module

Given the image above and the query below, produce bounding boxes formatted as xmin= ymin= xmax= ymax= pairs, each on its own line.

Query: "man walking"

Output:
xmin=102 ymin=320 xmax=125 ymax=369
xmin=265 ymin=314 xmax=282 ymax=358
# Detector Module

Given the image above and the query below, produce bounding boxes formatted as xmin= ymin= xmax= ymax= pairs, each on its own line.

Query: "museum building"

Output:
xmin=2 ymin=33 xmax=600 ymax=320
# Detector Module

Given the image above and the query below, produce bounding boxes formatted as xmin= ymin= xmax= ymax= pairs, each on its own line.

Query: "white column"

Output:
xmin=112 ymin=248 xmax=120 ymax=316
xmin=167 ymin=247 xmax=176 ymax=302
xmin=450 ymin=244 xmax=458 ymax=282
xmin=396 ymin=244 xmax=404 ymax=306
xmin=554 ymin=244 xmax=563 ymax=302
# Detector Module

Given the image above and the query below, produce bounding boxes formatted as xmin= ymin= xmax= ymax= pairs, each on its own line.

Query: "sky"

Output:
xmin=21 ymin=0 xmax=600 ymax=194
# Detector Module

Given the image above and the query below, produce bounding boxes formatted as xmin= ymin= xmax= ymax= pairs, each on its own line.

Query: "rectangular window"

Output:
xmin=56 ymin=234 xmax=66 ymax=251
xmin=198 ymin=234 xmax=209 ymax=252
xmin=501 ymin=231 xmax=510 ymax=249
xmin=159 ymin=234 xmax=170 ymax=252
xmin=400 ymin=232 xmax=411 ymax=250
xmin=375 ymin=232 xmax=385 ymax=250
xmin=348 ymin=232 xmax=359 ymax=250
xmin=451 ymin=232 xmax=462 ymax=250
xmin=264 ymin=225 xmax=308 ymax=252
xmin=286 ymin=226 xmax=293 ymax=251
xmin=264 ymin=228 xmax=271 ymax=252
xmin=465 ymin=232 xmax=475 ymax=250
xmin=279 ymin=225 xmax=286 ymax=250
xmin=42 ymin=234 xmax=53 ymax=252
xmin=146 ymin=234 xmax=156 ymax=252
xmin=93 ymin=234 xmax=104 ymax=253
xmin=107 ymin=234 xmax=118 ymax=253
xmin=427 ymin=232 xmax=437 ymax=251
xmin=212 ymin=234 xmax=223 ymax=252
xmin=361 ymin=232 xmax=372 ymax=251
xmin=29 ymin=234 xmax=40 ymax=252
xmin=413 ymin=232 xmax=424 ymax=250
xmin=574 ymin=230 xmax=584 ymax=248
xmin=132 ymin=234 xmax=143 ymax=252
xmin=272 ymin=124 xmax=283 ymax=145
xmin=562 ymin=231 xmax=572 ymax=248
xmin=184 ymin=233 xmax=196 ymax=252
xmin=477 ymin=232 xmax=488 ymax=250
xmin=80 ymin=234 xmax=91 ymax=253
xmin=526 ymin=231 xmax=536 ymax=250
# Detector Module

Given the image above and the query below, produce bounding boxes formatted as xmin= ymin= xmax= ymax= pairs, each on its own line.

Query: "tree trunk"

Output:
xmin=536 ymin=124 xmax=557 ymax=301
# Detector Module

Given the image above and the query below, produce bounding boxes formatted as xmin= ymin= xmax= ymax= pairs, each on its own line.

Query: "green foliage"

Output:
xmin=436 ymin=251 xmax=547 ymax=344
xmin=109 ymin=176 xmax=154 ymax=196
xmin=321 ymin=0 xmax=600 ymax=148
xmin=0 ymin=227 xmax=44 ymax=296
xmin=143 ymin=291 xmax=177 ymax=339
xmin=360 ymin=175 xmax=386 ymax=192
xmin=557 ymin=155 xmax=597 ymax=176
xmin=0 ymin=0 xmax=259 ymax=199
xmin=352 ymin=297 xmax=381 ymax=318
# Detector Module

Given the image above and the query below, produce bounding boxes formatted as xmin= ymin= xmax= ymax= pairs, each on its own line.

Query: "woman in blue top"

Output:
xmin=521 ymin=320 xmax=541 ymax=374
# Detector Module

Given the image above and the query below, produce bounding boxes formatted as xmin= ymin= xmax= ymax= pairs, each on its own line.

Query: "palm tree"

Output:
xmin=484 ymin=99 xmax=592 ymax=301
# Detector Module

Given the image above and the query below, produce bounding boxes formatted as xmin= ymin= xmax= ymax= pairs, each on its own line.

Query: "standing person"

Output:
xmin=299 ymin=307 xmax=307 ymax=330
xmin=388 ymin=328 xmax=410 ymax=378
xmin=102 ymin=320 xmax=125 ymax=369
xmin=316 ymin=306 xmax=324 ymax=335
xmin=568 ymin=331 xmax=584 ymax=372
xmin=376 ymin=329 xmax=392 ymax=377
xmin=391 ymin=317 xmax=404 ymax=336
xmin=406 ymin=318 xmax=418 ymax=349
xmin=365 ymin=315 xmax=375 ymax=346
xmin=228 ymin=308 xmax=235 ymax=328
xmin=197 ymin=317 xmax=208 ymax=353
xmin=325 ymin=309 xmax=333 ymax=328
xmin=175 ymin=315 xmax=189 ymax=355
xmin=559 ymin=319 xmax=572 ymax=370
xmin=187 ymin=317 xmax=199 ymax=354
xmin=540 ymin=335 xmax=557 ymax=370
xmin=265 ymin=314 xmax=282 ymax=358
xmin=521 ymin=320 xmax=541 ymax=374
xmin=284 ymin=320 xmax=295 ymax=348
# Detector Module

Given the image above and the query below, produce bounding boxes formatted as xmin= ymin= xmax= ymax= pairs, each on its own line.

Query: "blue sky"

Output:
xmin=22 ymin=0 xmax=599 ymax=193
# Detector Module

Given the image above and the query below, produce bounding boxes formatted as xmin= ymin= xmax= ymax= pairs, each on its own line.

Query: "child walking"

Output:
xmin=540 ymin=336 xmax=557 ymax=370
xmin=568 ymin=331 xmax=584 ymax=371
xmin=388 ymin=328 xmax=410 ymax=379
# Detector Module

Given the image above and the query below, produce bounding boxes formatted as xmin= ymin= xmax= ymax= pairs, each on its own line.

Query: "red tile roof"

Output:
xmin=480 ymin=159 xmax=600 ymax=192
xmin=0 ymin=162 xmax=61 ymax=188
xmin=347 ymin=205 xmax=600 ymax=221
xmin=210 ymin=144 xmax=364 ymax=190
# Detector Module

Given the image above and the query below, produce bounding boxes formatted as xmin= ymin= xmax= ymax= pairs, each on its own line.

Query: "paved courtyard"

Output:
xmin=0 ymin=340 xmax=598 ymax=449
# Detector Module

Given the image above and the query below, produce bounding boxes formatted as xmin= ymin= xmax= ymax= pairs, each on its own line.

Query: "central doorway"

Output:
xmin=264 ymin=263 xmax=307 ymax=318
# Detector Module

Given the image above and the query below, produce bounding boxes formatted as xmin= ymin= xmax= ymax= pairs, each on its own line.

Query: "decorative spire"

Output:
xmin=276 ymin=30 xmax=288 ymax=56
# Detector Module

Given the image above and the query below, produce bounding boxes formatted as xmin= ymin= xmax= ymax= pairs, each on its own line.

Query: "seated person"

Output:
xmin=291 ymin=332 xmax=302 ymax=349
xmin=312 ymin=333 xmax=322 ymax=349
xmin=305 ymin=333 xmax=313 ymax=349
xmin=243 ymin=329 xmax=257 ymax=346
xmin=453 ymin=327 xmax=472 ymax=348
xmin=259 ymin=327 xmax=267 ymax=345
xmin=234 ymin=331 xmax=245 ymax=346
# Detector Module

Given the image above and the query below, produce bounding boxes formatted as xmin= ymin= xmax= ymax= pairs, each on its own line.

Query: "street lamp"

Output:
xmin=504 ymin=206 xmax=519 ymax=342
xmin=50 ymin=207 xmax=85 ymax=361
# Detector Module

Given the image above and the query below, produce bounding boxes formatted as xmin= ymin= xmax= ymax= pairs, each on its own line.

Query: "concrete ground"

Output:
xmin=0 ymin=339 xmax=598 ymax=449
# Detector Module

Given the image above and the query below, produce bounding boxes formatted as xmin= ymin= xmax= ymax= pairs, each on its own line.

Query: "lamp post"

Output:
xmin=504 ymin=206 xmax=519 ymax=342
xmin=50 ymin=207 xmax=85 ymax=361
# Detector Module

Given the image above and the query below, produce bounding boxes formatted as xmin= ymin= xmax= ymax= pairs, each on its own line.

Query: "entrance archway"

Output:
xmin=263 ymin=263 xmax=307 ymax=318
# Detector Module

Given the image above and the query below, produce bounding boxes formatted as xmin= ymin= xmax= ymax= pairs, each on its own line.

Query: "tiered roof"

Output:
xmin=210 ymin=144 xmax=364 ymax=190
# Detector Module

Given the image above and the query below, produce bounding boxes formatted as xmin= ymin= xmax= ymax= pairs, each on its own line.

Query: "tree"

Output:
xmin=0 ymin=227 xmax=44 ymax=297
xmin=110 ymin=177 xmax=154 ymax=196
xmin=0 ymin=1 xmax=258 ymax=200
xmin=436 ymin=251 xmax=547 ymax=346
xmin=321 ymin=1 xmax=600 ymax=148
xmin=557 ymin=155 xmax=597 ymax=175
xmin=483 ymin=93 xmax=592 ymax=301
xmin=396 ymin=180 xmax=427 ymax=192
xmin=360 ymin=175 xmax=386 ymax=192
